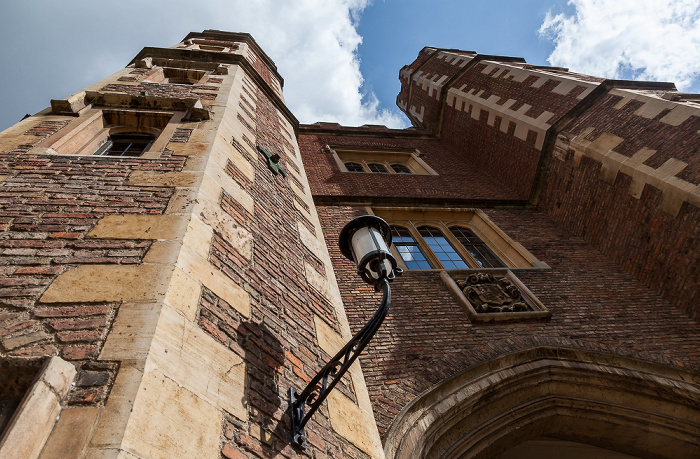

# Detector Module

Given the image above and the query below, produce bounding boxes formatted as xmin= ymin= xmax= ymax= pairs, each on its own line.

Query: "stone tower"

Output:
xmin=0 ymin=30 xmax=381 ymax=458
xmin=0 ymin=32 xmax=699 ymax=459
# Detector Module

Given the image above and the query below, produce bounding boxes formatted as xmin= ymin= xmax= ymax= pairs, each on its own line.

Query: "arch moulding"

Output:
xmin=383 ymin=346 xmax=700 ymax=459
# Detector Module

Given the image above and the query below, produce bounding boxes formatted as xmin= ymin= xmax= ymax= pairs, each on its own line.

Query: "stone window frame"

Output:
xmin=142 ymin=67 xmax=208 ymax=85
xmin=38 ymin=107 xmax=183 ymax=159
xmin=372 ymin=207 xmax=545 ymax=271
xmin=327 ymin=145 xmax=438 ymax=175
xmin=0 ymin=357 xmax=76 ymax=458
xmin=180 ymin=38 xmax=240 ymax=54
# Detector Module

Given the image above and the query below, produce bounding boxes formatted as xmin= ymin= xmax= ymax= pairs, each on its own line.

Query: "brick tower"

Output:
xmin=0 ymin=33 xmax=698 ymax=459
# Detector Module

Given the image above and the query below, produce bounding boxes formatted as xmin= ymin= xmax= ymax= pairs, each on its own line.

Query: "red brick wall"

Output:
xmin=316 ymin=204 xmax=700 ymax=437
xmin=299 ymin=132 xmax=521 ymax=203
xmin=537 ymin=149 xmax=700 ymax=320
xmin=0 ymin=151 xmax=183 ymax=405
xmin=567 ymin=92 xmax=700 ymax=183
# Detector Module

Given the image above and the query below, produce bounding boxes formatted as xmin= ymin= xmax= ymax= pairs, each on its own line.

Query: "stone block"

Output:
xmin=99 ymin=303 xmax=161 ymax=361
xmin=89 ymin=363 xmax=145 ymax=450
xmin=38 ymin=407 xmax=100 ymax=459
xmin=163 ymin=268 xmax=202 ymax=321
xmin=146 ymin=307 xmax=247 ymax=420
xmin=327 ymin=390 xmax=385 ymax=459
xmin=201 ymin=164 xmax=255 ymax=213
xmin=125 ymin=171 xmax=201 ymax=188
xmin=41 ymin=265 xmax=174 ymax=303
xmin=86 ymin=215 xmax=189 ymax=240
xmin=194 ymin=202 xmax=253 ymax=260
xmin=165 ymin=188 xmax=197 ymax=215
xmin=121 ymin=369 xmax=222 ymax=459
xmin=167 ymin=142 xmax=209 ymax=157
xmin=143 ymin=241 xmax=182 ymax=265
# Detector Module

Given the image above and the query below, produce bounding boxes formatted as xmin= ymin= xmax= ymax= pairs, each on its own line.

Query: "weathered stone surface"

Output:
xmin=86 ymin=215 xmax=189 ymax=240
xmin=2 ymin=330 xmax=51 ymax=350
xmin=99 ymin=303 xmax=161 ymax=361
xmin=327 ymin=390 xmax=385 ymax=459
xmin=41 ymin=265 xmax=174 ymax=303
xmin=120 ymin=369 xmax=222 ymax=459
xmin=89 ymin=363 xmax=144 ymax=450
xmin=125 ymin=171 xmax=200 ymax=188
xmin=194 ymin=203 xmax=253 ymax=260
xmin=147 ymin=306 xmax=247 ymax=420
xmin=143 ymin=240 xmax=182 ymax=264
xmin=167 ymin=142 xmax=209 ymax=156
xmin=38 ymin=407 xmax=100 ymax=459
xmin=163 ymin=268 xmax=201 ymax=321
xmin=177 ymin=246 xmax=250 ymax=318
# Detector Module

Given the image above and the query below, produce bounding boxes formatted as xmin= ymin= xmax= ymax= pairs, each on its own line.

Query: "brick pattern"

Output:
xmin=298 ymin=132 xmax=520 ymax=202
xmin=440 ymin=106 xmax=540 ymax=199
xmin=169 ymin=128 xmax=192 ymax=143
xmin=315 ymin=205 xmax=700 ymax=436
xmin=193 ymin=83 xmax=366 ymax=457
xmin=23 ymin=120 xmax=71 ymax=139
xmin=245 ymin=48 xmax=282 ymax=97
xmin=0 ymin=153 xmax=182 ymax=406
xmin=570 ymin=92 xmax=700 ymax=184
xmin=101 ymin=82 xmax=217 ymax=100
xmin=538 ymin=150 xmax=700 ymax=320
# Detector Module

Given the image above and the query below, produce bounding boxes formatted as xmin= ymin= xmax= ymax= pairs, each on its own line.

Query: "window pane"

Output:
xmin=390 ymin=164 xmax=412 ymax=174
xmin=449 ymin=227 xmax=505 ymax=268
xmin=344 ymin=162 xmax=365 ymax=172
xmin=390 ymin=226 xmax=433 ymax=269
xmin=417 ymin=226 xmax=468 ymax=269
xmin=367 ymin=163 xmax=388 ymax=173
xmin=99 ymin=133 xmax=154 ymax=157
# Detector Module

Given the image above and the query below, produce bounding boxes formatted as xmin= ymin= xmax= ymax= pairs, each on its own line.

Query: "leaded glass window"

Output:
xmin=449 ymin=226 xmax=505 ymax=268
xmin=417 ymin=226 xmax=469 ymax=269
xmin=390 ymin=225 xmax=433 ymax=269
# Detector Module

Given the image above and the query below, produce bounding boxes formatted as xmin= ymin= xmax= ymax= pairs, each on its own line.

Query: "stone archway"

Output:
xmin=383 ymin=347 xmax=700 ymax=458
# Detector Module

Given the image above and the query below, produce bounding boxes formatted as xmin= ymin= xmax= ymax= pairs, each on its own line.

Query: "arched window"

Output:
xmin=449 ymin=227 xmax=505 ymax=268
xmin=417 ymin=226 xmax=469 ymax=269
xmin=390 ymin=226 xmax=433 ymax=269
xmin=390 ymin=163 xmax=412 ymax=174
xmin=344 ymin=162 xmax=365 ymax=172
xmin=367 ymin=163 xmax=388 ymax=173
xmin=95 ymin=132 xmax=155 ymax=157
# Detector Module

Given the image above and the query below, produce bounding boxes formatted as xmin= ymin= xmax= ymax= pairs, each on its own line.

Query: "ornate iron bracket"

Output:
xmin=289 ymin=278 xmax=392 ymax=449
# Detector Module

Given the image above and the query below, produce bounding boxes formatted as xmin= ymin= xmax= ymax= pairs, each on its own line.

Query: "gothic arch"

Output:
xmin=383 ymin=347 xmax=700 ymax=459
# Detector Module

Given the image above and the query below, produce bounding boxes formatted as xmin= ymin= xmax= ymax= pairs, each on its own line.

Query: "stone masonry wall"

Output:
xmin=191 ymin=71 xmax=381 ymax=458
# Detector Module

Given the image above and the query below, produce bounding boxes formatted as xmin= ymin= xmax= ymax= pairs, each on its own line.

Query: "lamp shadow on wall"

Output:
xmin=236 ymin=319 xmax=291 ymax=453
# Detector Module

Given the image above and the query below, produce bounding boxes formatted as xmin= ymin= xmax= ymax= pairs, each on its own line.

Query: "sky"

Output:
xmin=0 ymin=0 xmax=699 ymax=132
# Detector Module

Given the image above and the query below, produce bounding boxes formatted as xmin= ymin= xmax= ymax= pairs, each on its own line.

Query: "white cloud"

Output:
xmin=0 ymin=0 xmax=406 ymax=131
xmin=539 ymin=0 xmax=700 ymax=91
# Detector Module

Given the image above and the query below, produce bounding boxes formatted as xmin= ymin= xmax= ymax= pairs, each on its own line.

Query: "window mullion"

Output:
xmin=442 ymin=223 xmax=479 ymax=268
xmin=408 ymin=221 xmax=442 ymax=269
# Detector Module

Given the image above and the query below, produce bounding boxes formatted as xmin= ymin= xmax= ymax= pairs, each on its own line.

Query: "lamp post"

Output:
xmin=289 ymin=215 xmax=402 ymax=449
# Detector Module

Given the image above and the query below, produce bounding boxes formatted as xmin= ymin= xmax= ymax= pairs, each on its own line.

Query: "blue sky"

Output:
xmin=355 ymin=0 xmax=572 ymax=125
xmin=0 ymin=0 xmax=698 ymax=131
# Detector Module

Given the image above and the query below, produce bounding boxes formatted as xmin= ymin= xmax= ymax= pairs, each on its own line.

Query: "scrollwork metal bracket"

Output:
xmin=289 ymin=278 xmax=392 ymax=449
